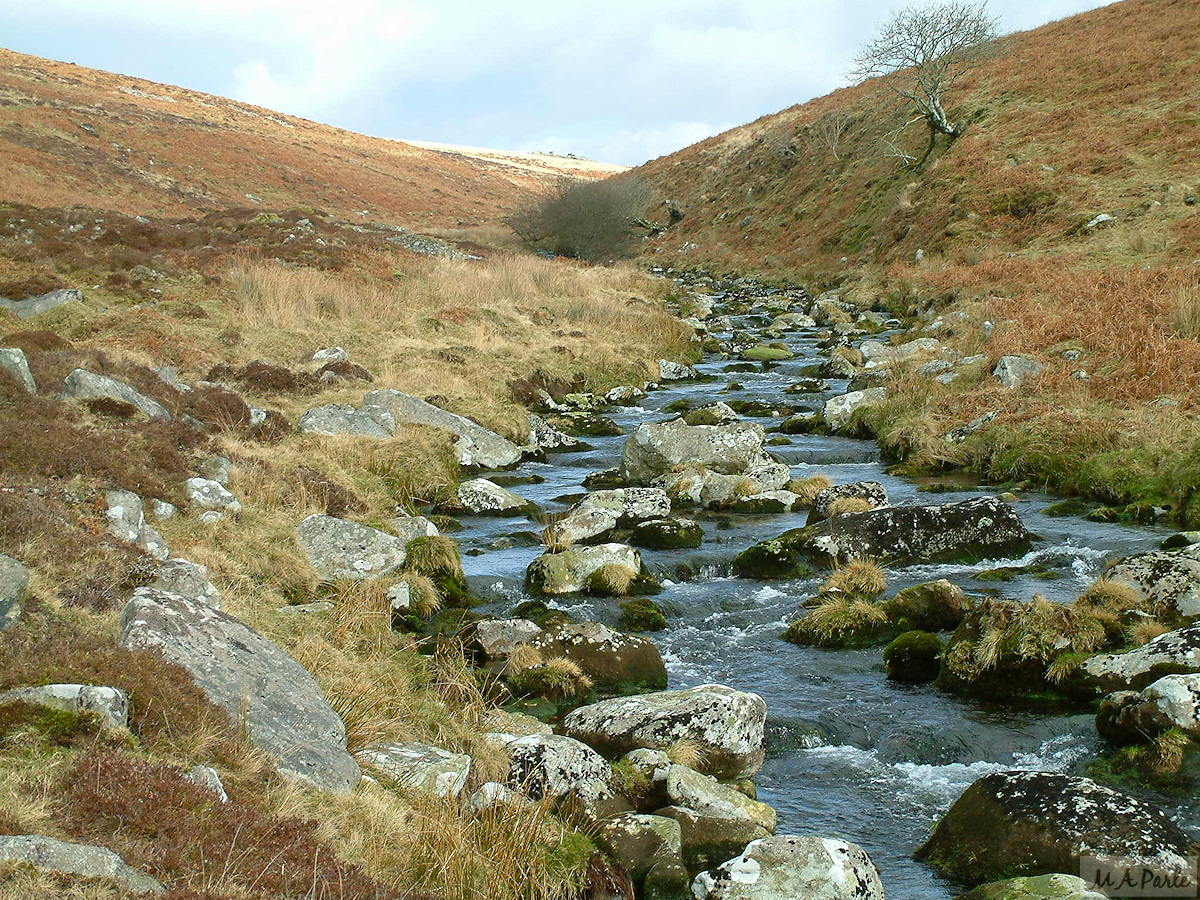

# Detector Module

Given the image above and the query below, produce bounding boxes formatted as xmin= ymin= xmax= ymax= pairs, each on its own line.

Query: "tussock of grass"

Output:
xmin=786 ymin=474 xmax=833 ymax=505
xmin=1078 ymin=577 xmax=1144 ymax=614
xmin=1128 ymin=619 xmax=1170 ymax=647
xmin=666 ymin=738 xmax=710 ymax=771
xmin=584 ymin=564 xmax=638 ymax=597
xmin=827 ymin=496 xmax=875 ymax=517
xmin=822 ymin=559 xmax=887 ymax=598
xmin=785 ymin=595 xmax=889 ymax=648
xmin=394 ymin=572 xmax=443 ymax=618
xmin=404 ymin=535 xmax=464 ymax=581
xmin=505 ymin=644 xmax=545 ymax=676
xmin=508 ymin=658 xmax=593 ymax=701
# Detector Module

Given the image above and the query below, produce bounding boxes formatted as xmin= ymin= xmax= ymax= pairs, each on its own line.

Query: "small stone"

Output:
xmin=0 ymin=554 xmax=29 ymax=630
xmin=185 ymin=765 xmax=229 ymax=802
xmin=185 ymin=477 xmax=241 ymax=513
xmin=313 ymin=347 xmax=349 ymax=363
xmin=149 ymin=500 xmax=177 ymax=521
xmin=0 ymin=348 xmax=36 ymax=393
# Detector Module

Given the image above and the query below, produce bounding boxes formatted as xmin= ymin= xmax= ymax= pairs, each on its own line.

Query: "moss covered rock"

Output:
xmin=956 ymin=874 xmax=1107 ymax=900
xmin=620 ymin=598 xmax=668 ymax=632
xmin=629 ymin=518 xmax=703 ymax=550
xmin=884 ymin=631 xmax=943 ymax=683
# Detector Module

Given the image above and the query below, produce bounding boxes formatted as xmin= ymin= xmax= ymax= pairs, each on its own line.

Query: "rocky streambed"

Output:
xmin=444 ymin=270 xmax=1200 ymax=899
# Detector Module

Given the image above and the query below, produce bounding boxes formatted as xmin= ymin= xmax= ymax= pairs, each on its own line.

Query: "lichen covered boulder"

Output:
xmin=1095 ymin=674 xmax=1200 ymax=744
xmin=629 ymin=518 xmax=704 ymax=550
xmin=620 ymin=419 xmax=777 ymax=485
xmin=1078 ymin=621 xmax=1200 ymax=694
xmin=956 ymin=874 xmax=1107 ymax=900
xmin=528 ymin=622 xmax=667 ymax=691
xmin=526 ymin=543 xmax=645 ymax=595
xmin=807 ymin=481 xmax=889 ymax=524
xmin=119 ymin=588 xmax=359 ymax=792
xmin=562 ymin=684 xmax=766 ymax=779
xmin=357 ymin=742 xmax=471 ymax=798
xmin=1103 ymin=543 xmax=1200 ymax=622
xmin=294 ymin=514 xmax=406 ymax=581
xmin=915 ymin=771 xmax=1197 ymax=887
xmin=692 ymin=835 xmax=885 ymax=900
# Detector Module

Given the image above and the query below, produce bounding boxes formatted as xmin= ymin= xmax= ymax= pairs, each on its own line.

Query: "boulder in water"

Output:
xmin=620 ymin=419 xmax=777 ymax=485
xmin=956 ymin=874 xmax=1107 ymax=900
xmin=1078 ymin=621 xmax=1200 ymax=694
xmin=1103 ymin=543 xmax=1200 ymax=622
xmin=915 ymin=771 xmax=1198 ymax=887
xmin=528 ymin=622 xmax=667 ymax=691
xmin=692 ymin=835 xmax=885 ymax=900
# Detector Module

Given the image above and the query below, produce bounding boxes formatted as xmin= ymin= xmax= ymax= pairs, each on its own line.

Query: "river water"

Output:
xmin=455 ymin=288 xmax=1180 ymax=898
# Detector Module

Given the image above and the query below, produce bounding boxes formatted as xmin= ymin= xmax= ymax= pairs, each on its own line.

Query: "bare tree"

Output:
xmin=808 ymin=111 xmax=853 ymax=161
xmin=852 ymin=0 xmax=998 ymax=162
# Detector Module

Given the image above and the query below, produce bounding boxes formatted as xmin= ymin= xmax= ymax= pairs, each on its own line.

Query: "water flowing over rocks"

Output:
xmin=915 ymin=771 xmax=1198 ymax=887
xmin=692 ymin=835 xmax=885 ymax=900
xmin=562 ymin=684 xmax=766 ymax=779
xmin=60 ymin=368 xmax=172 ymax=420
xmin=119 ymin=587 xmax=359 ymax=792
xmin=0 ymin=835 xmax=163 ymax=894
xmin=294 ymin=513 xmax=407 ymax=581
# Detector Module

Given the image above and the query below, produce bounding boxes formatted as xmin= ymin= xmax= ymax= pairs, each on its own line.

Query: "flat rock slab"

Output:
xmin=0 ymin=288 xmax=82 ymax=318
xmin=60 ymin=369 xmax=171 ymax=421
xmin=296 ymin=402 xmax=393 ymax=438
xmin=295 ymin=514 xmax=406 ymax=581
xmin=0 ymin=835 xmax=162 ymax=894
xmin=119 ymin=587 xmax=359 ymax=793
xmin=692 ymin=835 xmax=884 ymax=900
xmin=362 ymin=389 xmax=521 ymax=470
xmin=563 ymin=684 xmax=766 ymax=779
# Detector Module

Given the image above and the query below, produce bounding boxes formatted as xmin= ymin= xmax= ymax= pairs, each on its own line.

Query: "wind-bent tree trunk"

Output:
xmin=852 ymin=1 xmax=998 ymax=164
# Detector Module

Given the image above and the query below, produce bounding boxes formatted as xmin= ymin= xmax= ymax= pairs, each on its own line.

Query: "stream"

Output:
xmin=453 ymin=279 xmax=1181 ymax=899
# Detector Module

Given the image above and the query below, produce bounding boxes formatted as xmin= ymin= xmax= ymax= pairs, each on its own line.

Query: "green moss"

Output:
xmin=884 ymin=631 xmax=943 ymax=682
xmin=619 ymin=597 xmax=668 ymax=632
xmin=609 ymin=758 xmax=653 ymax=804
xmin=543 ymin=830 xmax=596 ymax=883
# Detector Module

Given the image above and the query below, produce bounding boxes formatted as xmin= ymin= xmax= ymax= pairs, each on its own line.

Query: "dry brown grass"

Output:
xmin=827 ymin=496 xmax=875 ymax=517
xmin=666 ymin=738 xmax=710 ymax=771
xmin=823 ymin=559 xmax=887 ymax=598
xmin=584 ymin=563 xmax=639 ymax=597
xmin=786 ymin=474 xmax=833 ymax=505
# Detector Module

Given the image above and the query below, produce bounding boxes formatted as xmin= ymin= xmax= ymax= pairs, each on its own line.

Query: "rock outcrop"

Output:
xmin=294 ymin=514 xmax=407 ymax=581
xmin=119 ymin=588 xmax=359 ymax=792
xmin=0 ymin=835 xmax=163 ymax=894
xmin=60 ymin=369 xmax=171 ymax=421
xmin=1078 ymin=622 xmax=1200 ymax=694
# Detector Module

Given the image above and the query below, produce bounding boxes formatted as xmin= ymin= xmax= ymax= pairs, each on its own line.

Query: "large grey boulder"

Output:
xmin=357 ymin=742 xmax=471 ymax=798
xmin=0 ymin=684 xmax=128 ymax=730
xmin=0 ymin=288 xmax=81 ymax=318
xmin=152 ymin=558 xmax=222 ymax=609
xmin=823 ymin=387 xmax=887 ymax=432
xmin=60 ymin=369 xmax=171 ymax=421
xmin=0 ymin=348 xmax=36 ymax=393
xmin=451 ymin=478 xmax=529 ymax=516
xmin=621 ymin=420 xmax=776 ymax=485
xmin=993 ymin=355 xmax=1046 ymax=388
xmin=1078 ymin=622 xmax=1200 ymax=694
xmin=105 ymin=490 xmax=169 ymax=560
xmin=296 ymin=402 xmax=393 ymax=438
xmin=658 ymin=360 xmax=700 ymax=381
xmin=915 ymin=771 xmax=1197 ymax=887
xmin=0 ymin=554 xmax=29 ymax=630
xmin=528 ymin=622 xmax=668 ymax=691
xmin=786 ymin=496 xmax=1033 ymax=566
xmin=553 ymin=488 xmax=672 ymax=544
xmin=665 ymin=764 xmax=775 ymax=832
xmin=361 ymin=389 xmax=521 ymax=470
xmin=0 ymin=835 xmax=162 ymax=894
xmin=563 ymin=684 xmax=766 ymax=779
xmin=692 ymin=835 xmax=885 ymax=900
xmin=295 ymin=514 xmax=406 ymax=581
xmin=526 ymin=543 xmax=643 ymax=595
xmin=506 ymin=733 xmax=624 ymax=820
xmin=1103 ymin=543 xmax=1200 ymax=621
xmin=656 ymin=462 xmax=790 ymax=510
xmin=119 ymin=587 xmax=359 ymax=792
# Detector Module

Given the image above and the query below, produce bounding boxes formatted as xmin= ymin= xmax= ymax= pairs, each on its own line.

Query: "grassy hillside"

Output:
xmin=636 ymin=0 xmax=1200 ymax=524
xmin=0 ymin=47 xmax=616 ymax=230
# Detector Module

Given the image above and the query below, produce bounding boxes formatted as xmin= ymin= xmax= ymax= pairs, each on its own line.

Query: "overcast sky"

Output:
xmin=7 ymin=0 xmax=1118 ymax=166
